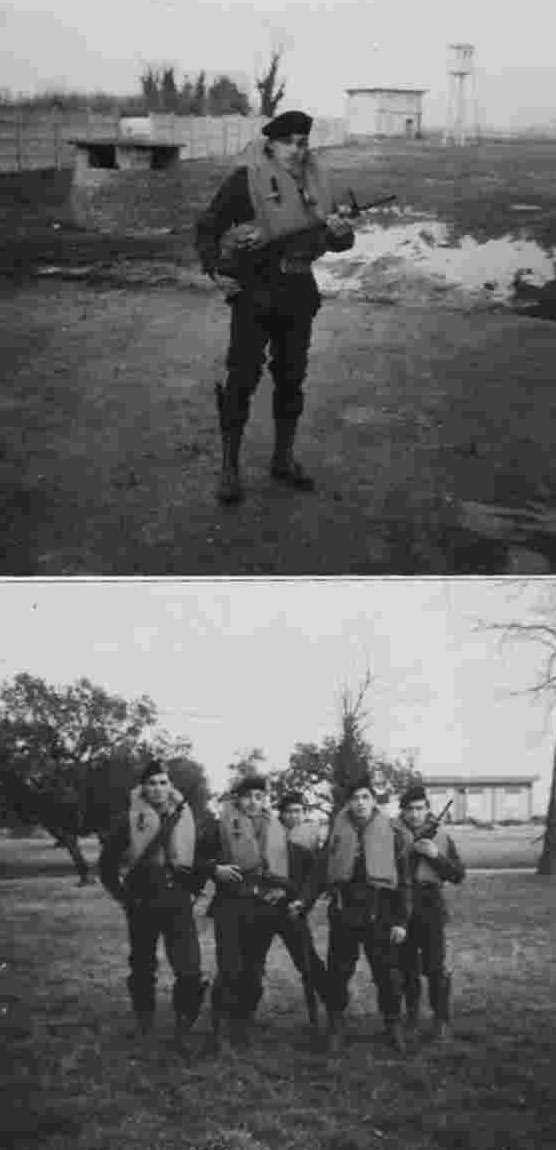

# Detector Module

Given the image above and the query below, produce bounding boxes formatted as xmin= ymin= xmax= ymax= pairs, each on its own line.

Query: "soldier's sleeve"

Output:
xmin=190 ymin=813 xmax=224 ymax=892
xmin=432 ymin=835 xmax=466 ymax=885
xmin=194 ymin=167 xmax=255 ymax=276
xmin=98 ymin=814 xmax=130 ymax=902
xmin=393 ymin=827 xmax=412 ymax=927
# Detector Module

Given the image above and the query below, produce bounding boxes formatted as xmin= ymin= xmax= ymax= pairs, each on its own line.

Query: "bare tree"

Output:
xmin=487 ymin=583 xmax=556 ymax=876
xmin=255 ymin=49 xmax=286 ymax=118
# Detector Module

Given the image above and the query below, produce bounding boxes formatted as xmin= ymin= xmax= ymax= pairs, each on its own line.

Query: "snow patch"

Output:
xmin=314 ymin=219 xmax=556 ymax=303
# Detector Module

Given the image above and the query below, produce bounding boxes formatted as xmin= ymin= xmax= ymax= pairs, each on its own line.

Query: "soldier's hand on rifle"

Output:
xmin=287 ymin=899 xmax=305 ymax=917
xmin=265 ymin=888 xmax=287 ymax=906
xmin=214 ymin=863 xmax=243 ymax=884
xmin=326 ymin=212 xmax=354 ymax=239
xmin=413 ymin=839 xmax=439 ymax=859
xmin=210 ymin=272 xmax=242 ymax=299
xmin=390 ymin=925 xmax=407 ymax=945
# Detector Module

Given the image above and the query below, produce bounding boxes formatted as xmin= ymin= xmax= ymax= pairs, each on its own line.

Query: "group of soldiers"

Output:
xmin=99 ymin=759 xmax=465 ymax=1057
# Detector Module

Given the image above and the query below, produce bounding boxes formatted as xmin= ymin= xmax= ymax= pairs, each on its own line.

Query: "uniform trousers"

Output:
xmin=211 ymin=894 xmax=328 ymax=1020
xmin=125 ymin=896 xmax=203 ymax=1019
xmin=220 ymin=275 xmax=321 ymax=432
xmin=327 ymin=899 xmax=403 ymax=1022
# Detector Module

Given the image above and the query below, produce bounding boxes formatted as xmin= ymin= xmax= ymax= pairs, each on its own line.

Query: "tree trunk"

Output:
xmin=53 ymin=829 xmax=95 ymax=885
xmin=536 ymin=740 xmax=556 ymax=876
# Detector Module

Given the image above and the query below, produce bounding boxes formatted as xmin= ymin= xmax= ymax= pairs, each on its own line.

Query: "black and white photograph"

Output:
xmin=0 ymin=577 xmax=554 ymax=1148
xmin=1 ymin=0 xmax=556 ymax=575
xmin=1 ymin=1 xmax=555 ymax=1147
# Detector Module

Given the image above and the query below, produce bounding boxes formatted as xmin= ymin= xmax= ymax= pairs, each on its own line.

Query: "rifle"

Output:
xmin=345 ymin=189 xmax=397 ymax=217
xmin=413 ymin=799 xmax=454 ymax=843
xmin=216 ymin=190 xmax=397 ymax=279
xmin=245 ymin=868 xmax=318 ymax=1027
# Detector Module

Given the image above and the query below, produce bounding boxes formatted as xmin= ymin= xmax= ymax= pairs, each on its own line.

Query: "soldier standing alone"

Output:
xmin=393 ymin=783 xmax=465 ymax=1040
xmin=195 ymin=109 xmax=354 ymax=505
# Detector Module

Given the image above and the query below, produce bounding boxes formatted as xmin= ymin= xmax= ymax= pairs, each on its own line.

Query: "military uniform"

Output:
xmin=99 ymin=784 xmax=216 ymax=1036
xmin=393 ymin=793 xmax=465 ymax=1035
xmin=299 ymin=801 xmax=411 ymax=1049
xmin=194 ymin=109 xmax=354 ymax=504
xmin=209 ymin=799 xmax=328 ymax=1044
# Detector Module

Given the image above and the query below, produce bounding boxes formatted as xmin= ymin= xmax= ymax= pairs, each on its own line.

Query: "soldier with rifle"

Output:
xmin=194 ymin=109 xmax=356 ymax=506
xmin=208 ymin=776 xmax=329 ymax=1051
xmin=99 ymin=759 xmax=225 ymax=1048
xmin=393 ymin=784 xmax=465 ymax=1040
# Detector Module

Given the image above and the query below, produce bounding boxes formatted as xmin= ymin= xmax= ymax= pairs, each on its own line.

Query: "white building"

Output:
xmin=345 ymin=87 xmax=426 ymax=138
xmin=421 ymin=775 xmax=538 ymax=823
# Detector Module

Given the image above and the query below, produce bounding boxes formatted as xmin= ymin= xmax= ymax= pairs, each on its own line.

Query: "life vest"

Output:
xmin=394 ymin=818 xmax=451 ymax=885
xmin=220 ymin=802 xmax=289 ymax=878
xmin=327 ymin=807 xmax=398 ymax=889
xmin=240 ymin=139 xmax=334 ymax=246
xmin=286 ymin=821 xmax=321 ymax=852
xmin=126 ymin=785 xmax=196 ymax=870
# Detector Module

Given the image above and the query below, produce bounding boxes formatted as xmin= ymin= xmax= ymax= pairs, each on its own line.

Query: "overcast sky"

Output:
xmin=2 ymin=0 xmax=556 ymax=128
xmin=0 ymin=578 xmax=553 ymax=810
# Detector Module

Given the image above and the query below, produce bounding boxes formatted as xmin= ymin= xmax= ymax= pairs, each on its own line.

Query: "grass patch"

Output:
xmin=0 ymin=873 xmax=554 ymax=1150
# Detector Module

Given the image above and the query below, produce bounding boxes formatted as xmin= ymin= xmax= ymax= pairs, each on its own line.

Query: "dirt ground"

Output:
xmin=1 ymin=277 xmax=556 ymax=575
xmin=2 ymin=139 xmax=556 ymax=575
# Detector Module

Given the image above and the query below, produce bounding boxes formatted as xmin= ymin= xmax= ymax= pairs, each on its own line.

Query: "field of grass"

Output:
xmin=1 ymin=870 xmax=554 ymax=1150
xmin=0 ymin=826 xmax=543 ymax=881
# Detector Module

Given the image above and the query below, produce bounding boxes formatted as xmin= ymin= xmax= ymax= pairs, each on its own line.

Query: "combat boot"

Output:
xmin=326 ymin=1012 xmax=344 ymax=1057
xmin=173 ymin=976 xmax=209 ymax=1052
xmin=405 ymin=976 xmax=422 ymax=1033
xmin=136 ymin=1009 xmax=155 ymax=1037
xmin=429 ymin=972 xmax=451 ymax=1042
xmin=218 ymin=428 xmax=244 ymax=505
xmin=270 ymin=418 xmax=315 ymax=491
xmin=384 ymin=1019 xmax=407 ymax=1055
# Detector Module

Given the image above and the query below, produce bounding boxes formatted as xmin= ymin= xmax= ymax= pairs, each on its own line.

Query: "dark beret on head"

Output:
xmin=345 ymin=773 xmax=376 ymax=799
xmin=262 ymin=110 xmax=313 ymax=141
xmin=234 ymin=774 xmax=268 ymax=798
xmin=140 ymin=758 xmax=169 ymax=783
xmin=399 ymin=783 xmax=428 ymax=809
xmin=278 ymin=790 xmax=304 ymax=813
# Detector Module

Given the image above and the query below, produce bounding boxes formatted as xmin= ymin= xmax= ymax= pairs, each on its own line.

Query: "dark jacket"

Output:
xmin=99 ymin=808 xmax=220 ymax=908
xmin=298 ymin=821 xmax=412 ymax=929
xmin=195 ymin=166 xmax=350 ymax=286
xmin=392 ymin=816 xmax=466 ymax=887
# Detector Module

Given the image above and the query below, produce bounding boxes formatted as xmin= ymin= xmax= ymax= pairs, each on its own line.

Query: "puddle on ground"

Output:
xmin=314 ymin=215 xmax=556 ymax=315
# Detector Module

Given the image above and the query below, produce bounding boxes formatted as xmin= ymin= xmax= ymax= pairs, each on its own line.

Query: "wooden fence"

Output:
xmin=0 ymin=109 xmax=348 ymax=173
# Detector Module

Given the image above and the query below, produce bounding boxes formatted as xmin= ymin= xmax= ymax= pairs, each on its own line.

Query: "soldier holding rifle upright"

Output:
xmin=195 ymin=109 xmax=355 ymax=506
xmin=208 ymin=776 xmax=329 ymax=1052
xmin=393 ymin=784 xmax=465 ymax=1040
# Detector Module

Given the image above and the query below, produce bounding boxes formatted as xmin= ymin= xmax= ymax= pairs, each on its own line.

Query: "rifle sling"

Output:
xmin=125 ymin=801 xmax=186 ymax=881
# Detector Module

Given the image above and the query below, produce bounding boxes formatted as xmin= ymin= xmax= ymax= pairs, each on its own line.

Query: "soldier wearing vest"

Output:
xmin=394 ymin=784 xmax=465 ymax=1040
xmin=99 ymin=760 xmax=219 ymax=1046
xmin=209 ymin=777 xmax=329 ymax=1050
xmin=195 ymin=109 xmax=355 ymax=506
xmin=297 ymin=775 xmax=411 ymax=1055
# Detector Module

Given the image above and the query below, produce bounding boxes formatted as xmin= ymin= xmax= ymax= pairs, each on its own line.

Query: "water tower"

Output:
xmin=444 ymin=43 xmax=480 ymax=145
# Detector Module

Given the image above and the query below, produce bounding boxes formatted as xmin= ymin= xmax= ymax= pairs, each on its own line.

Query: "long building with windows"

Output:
xmin=421 ymin=775 xmax=538 ymax=823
